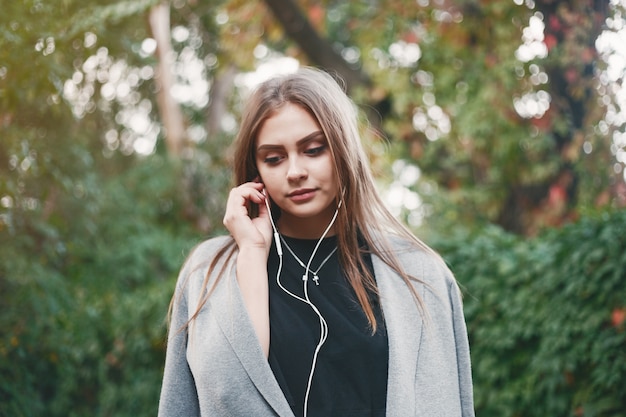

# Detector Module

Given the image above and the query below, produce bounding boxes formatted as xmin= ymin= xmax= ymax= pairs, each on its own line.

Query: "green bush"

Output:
xmin=433 ymin=210 xmax=626 ymax=417
xmin=0 ymin=153 xmax=225 ymax=417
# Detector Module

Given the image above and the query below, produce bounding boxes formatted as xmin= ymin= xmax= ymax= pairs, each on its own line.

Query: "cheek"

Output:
xmin=256 ymin=163 xmax=271 ymax=183
xmin=322 ymin=160 xmax=338 ymax=188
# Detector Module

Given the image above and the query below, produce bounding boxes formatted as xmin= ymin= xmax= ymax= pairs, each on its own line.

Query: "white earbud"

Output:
xmin=264 ymin=189 xmax=282 ymax=256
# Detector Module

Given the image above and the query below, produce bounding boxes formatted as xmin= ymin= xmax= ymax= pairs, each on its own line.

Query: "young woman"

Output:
xmin=158 ymin=67 xmax=474 ymax=417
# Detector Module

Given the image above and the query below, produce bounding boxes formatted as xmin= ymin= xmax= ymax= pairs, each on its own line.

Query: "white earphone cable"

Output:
xmin=264 ymin=193 xmax=342 ymax=417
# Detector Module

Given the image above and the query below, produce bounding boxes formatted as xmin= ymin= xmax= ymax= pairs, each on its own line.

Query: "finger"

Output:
xmin=224 ymin=188 xmax=252 ymax=223
xmin=238 ymin=182 xmax=266 ymax=203
xmin=253 ymin=200 xmax=273 ymax=238
xmin=257 ymin=194 xmax=269 ymax=219
xmin=247 ymin=180 xmax=265 ymax=190
xmin=223 ymin=185 xmax=267 ymax=232
xmin=230 ymin=184 xmax=265 ymax=206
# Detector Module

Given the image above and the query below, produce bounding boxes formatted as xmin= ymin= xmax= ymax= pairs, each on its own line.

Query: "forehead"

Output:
xmin=256 ymin=103 xmax=322 ymax=147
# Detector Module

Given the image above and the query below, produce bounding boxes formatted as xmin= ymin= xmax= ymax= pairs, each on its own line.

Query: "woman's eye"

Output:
xmin=304 ymin=145 xmax=326 ymax=156
xmin=263 ymin=156 xmax=282 ymax=164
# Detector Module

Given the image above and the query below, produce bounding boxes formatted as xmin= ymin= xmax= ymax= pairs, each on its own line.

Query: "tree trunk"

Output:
xmin=263 ymin=0 xmax=369 ymax=92
xmin=262 ymin=0 xmax=392 ymax=135
xmin=206 ymin=64 xmax=237 ymax=137
xmin=149 ymin=2 xmax=187 ymax=157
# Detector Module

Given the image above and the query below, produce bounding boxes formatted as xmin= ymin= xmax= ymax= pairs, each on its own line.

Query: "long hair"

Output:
xmin=179 ymin=67 xmax=435 ymax=332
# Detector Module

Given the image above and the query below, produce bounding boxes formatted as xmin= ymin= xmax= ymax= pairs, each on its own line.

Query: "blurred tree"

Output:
xmin=0 ymin=1 xmax=226 ymax=414
xmin=222 ymin=0 xmax=624 ymax=235
xmin=262 ymin=0 xmax=370 ymax=91
xmin=496 ymin=0 xmax=613 ymax=233
xmin=5 ymin=0 xmax=619 ymax=239
xmin=149 ymin=2 xmax=187 ymax=156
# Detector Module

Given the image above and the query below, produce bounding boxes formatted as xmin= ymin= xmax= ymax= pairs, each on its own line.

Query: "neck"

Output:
xmin=277 ymin=206 xmax=339 ymax=239
xmin=278 ymin=218 xmax=337 ymax=239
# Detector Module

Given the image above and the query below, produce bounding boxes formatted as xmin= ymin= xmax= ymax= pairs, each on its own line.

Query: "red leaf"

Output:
xmin=612 ymin=308 xmax=626 ymax=328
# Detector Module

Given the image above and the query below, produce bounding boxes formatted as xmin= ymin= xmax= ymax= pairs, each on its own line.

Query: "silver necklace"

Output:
xmin=279 ymin=235 xmax=338 ymax=285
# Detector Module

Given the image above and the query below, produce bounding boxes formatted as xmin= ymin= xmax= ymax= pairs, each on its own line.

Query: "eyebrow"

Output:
xmin=256 ymin=131 xmax=325 ymax=152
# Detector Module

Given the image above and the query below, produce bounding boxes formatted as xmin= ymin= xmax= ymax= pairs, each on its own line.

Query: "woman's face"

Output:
xmin=255 ymin=103 xmax=339 ymax=238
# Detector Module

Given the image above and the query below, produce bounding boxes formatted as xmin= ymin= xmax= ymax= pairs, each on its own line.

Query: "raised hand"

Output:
xmin=223 ymin=180 xmax=273 ymax=356
xmin=223 ymin=181 xmax=273 ymax=255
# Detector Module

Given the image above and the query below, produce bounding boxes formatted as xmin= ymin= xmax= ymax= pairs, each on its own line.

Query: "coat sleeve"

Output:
xmin=448 ymin=279 xmax=475 ymax=417
xmin=157 ymin=269 xmax=200 ymax=417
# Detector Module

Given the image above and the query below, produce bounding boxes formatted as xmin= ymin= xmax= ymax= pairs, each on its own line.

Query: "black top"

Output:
xmin=268 ymin=235 xmax=388 ymax=417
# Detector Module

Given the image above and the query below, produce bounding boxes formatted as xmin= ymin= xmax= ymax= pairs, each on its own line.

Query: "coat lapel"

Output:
xmin=209 ymin=250 xmax=423 ymax=417
xmin=214 ymin=260 xmax=294 ymax=417
xmin=373 ymin=254 xmax=423 ymax=416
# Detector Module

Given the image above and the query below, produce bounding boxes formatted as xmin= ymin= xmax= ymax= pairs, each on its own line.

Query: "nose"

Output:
xmin=286 ymin=157 xmax=307 ymax=181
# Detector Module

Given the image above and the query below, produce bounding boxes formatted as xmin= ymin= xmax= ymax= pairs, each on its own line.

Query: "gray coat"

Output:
xmin=158 ymin=235 xmax=475 ymax=417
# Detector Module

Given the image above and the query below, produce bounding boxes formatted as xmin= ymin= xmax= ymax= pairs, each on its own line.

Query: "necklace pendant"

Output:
xmin=313 ymin=274 xmax=320 ymax=285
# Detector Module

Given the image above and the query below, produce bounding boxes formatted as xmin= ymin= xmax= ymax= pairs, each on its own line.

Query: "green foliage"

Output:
xmin=67 ymin=0 xmax=160 ymax=38
xmin=1 ymin=2 xmax=232 ymax=413
xmin=314 ymin=0 xmax=624 ymax=233
xmin=431 ymin=210 xmax=626 ymax=416
xmin=0 ymin=153 xmax=224 ymax=417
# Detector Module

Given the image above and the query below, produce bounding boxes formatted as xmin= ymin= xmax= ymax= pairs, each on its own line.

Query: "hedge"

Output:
xmin=433 ymin=210 xmax=626 ymax=417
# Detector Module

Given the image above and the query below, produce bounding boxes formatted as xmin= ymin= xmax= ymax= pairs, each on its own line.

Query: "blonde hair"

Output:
xmin=180 ymin=67 xmax=433 ymax=331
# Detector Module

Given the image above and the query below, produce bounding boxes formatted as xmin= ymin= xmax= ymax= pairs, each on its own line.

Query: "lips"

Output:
xmin=287 ymin=188 xmax=317 ymax=202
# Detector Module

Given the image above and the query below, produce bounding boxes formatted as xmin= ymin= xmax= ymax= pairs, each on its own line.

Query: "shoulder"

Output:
xmin=185 ymin=235 xmax=234 ymax=266
xmin=176 ymin=235 xmax=235 ymax=288
xmin=379 ymin=234 xmax=457 ymax=289
xmin=386 ymin=234 xmax=452 ymax=275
